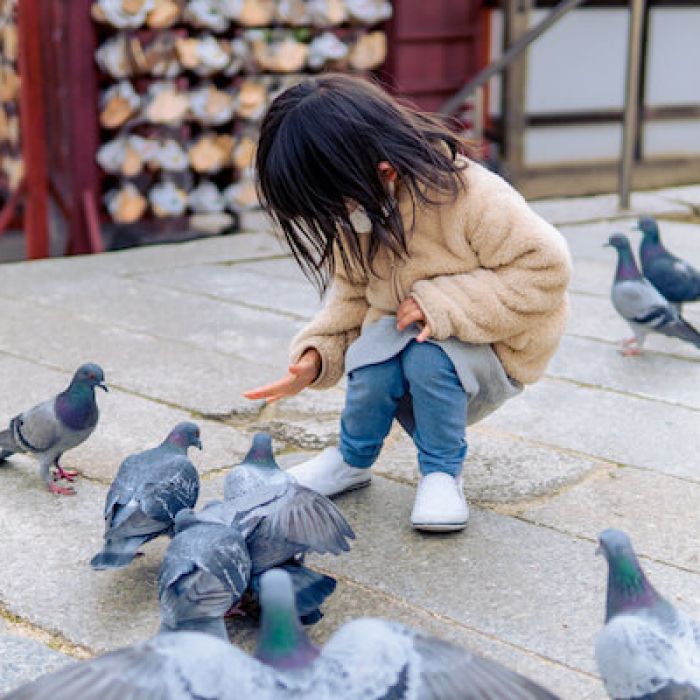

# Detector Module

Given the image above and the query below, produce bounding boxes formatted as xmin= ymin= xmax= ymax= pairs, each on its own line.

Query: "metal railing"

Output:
xmin=441 ymin=0 xmax=647 ymax=208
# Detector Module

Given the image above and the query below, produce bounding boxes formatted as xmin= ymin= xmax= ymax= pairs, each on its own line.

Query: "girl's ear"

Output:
xmin=377 ymin=161 xmax=398 ymax=183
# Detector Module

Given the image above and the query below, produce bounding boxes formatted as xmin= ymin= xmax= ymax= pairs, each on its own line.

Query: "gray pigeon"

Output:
xmin=595 ymin=528 xmax=700 ymax=699
xmin=0 ymin=363 xmax=107 ymax=495
xmin=210 ymin=432 xmax=354 ymax=622
xmin=638 ymin=217 xmax=700 ymax=312
xmin=158 ymin=509 xmax=251 ymax=641
xmin=606 ymin=233 xmax=700 ymax=355
xmin=90 ymin=422 xmax=201 ymax=570
xmin=5 ymin=568 xmax=561 ymax=699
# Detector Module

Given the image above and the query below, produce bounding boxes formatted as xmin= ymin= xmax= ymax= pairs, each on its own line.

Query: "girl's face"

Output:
xmin=344 ymin=162 xmax=397 ymax=233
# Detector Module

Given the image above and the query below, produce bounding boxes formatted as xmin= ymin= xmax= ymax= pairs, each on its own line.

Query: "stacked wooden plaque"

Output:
xmin=92 ymin=0 xmax=392 ymax=232
xmin=0 ymin=0 xmax=21 ymax=200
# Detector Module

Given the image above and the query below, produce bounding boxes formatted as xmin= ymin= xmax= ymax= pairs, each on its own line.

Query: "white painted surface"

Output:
xmin=525 ymin=124 xmax=621 ymax=165
xmin=643 ymin=120 xmax=700 ymax=157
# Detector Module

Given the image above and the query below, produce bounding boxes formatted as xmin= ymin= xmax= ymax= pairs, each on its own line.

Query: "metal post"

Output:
xmin=619 ymin=0 xmax=646 ymax=209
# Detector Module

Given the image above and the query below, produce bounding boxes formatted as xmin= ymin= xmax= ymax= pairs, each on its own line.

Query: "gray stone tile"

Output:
xmin=523 ymin=467 xmax=700 ymax=575
xmin=0 ymin=298 xmax=273 ymax=417
xmin=138 ymin=264 xmax=321 ymax=320
xmin=1 ymin=275 xmax=304 ymax=370
xmin=482 ymin=379 xmax=700 ymax=481
xmin=311 ymin=476 xmax=700 ymax=677
xmin=561 ymin=218 xmax=700 ymax=264
xmin=373 ymin=427 xmax=599 ymax=503
xmin=0 ymin=635 xmax=71 ymax=694
xmin=531 ymin=192 xmax=690 ymax=226
xmin=0 ymin=355 xmax=259 ymax=482
xmin=549 ymin=335 xmax=700 ymax=410
xmin=0 ymin=233 xmax=286 ymax=289
xmin=0 ymin=469 xmax=164 ymax=652
xmin=654 ymin=184 xmax=700 ymax=207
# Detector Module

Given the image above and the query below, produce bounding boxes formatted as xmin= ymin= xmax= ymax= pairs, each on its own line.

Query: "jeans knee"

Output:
xmin=347 ymin=359 xmax=403 ymax=401
xmin=401 ymin=341 xmax=454 ymax=384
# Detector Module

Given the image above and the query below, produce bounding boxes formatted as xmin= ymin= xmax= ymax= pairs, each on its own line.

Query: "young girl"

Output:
xmin=244 ymin=74 xmax=571 ymax=532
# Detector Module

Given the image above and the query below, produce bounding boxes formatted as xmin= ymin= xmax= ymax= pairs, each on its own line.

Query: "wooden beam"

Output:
xmin=501 ymin=0 xmax=533 ymax=181
xmin=17 ymin=0 xmax=49 ymax=259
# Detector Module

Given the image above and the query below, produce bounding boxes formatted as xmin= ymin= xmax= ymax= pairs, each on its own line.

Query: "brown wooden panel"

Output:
xmin=383 ymin=0 xmax=487 ymax=111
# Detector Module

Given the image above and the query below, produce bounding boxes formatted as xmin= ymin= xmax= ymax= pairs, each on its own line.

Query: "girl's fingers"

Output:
xmin=416 ymin=324 xmax=432 ymax=342
xmin=242 ymin=375 xmax=295 ymax=399
xmin=397 ymin=308 xmax=425 ymax=330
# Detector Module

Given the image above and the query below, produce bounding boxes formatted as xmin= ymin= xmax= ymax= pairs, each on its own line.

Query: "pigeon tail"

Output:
xmin=0 ymin=447 xmax=14 ymax=461
xmin=0 ymin=428 xmax=18 ymax=452
xmin=90 ymin=536 xmax=147 ymax=570
xmin=251 ymin=563 xmax=336 ymax=626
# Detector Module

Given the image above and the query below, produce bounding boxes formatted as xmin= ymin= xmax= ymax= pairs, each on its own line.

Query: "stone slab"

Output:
xmin=549 ymin=335 xmax=700 ymax=411
xmin=0 ymin=635 xmax=70 ymax=694
xmin=0 ymin=233 xmax=285 ymax=287
xmin=531 ymin=192 xmax=690 ymax=226
xmin=373 ymin=427 xmax=599 ymax=503
xmin=0 ymin=297 xmax=274 ymax=417
xmin=0 ymin=354 xmax=257 ymax=482
xmin=0 ymin=275 xmax=304 ymax=371
xmin=137 ymin=263 xmax=321 ymax=320
xmin=311 ymin=476 xmax=700 ymax=677
xmin=560 ymin=218 xmax=700 ymax=264
xmin=482 ymin=379 xmax=700 ymax=482
xmin=523 ymin=467 xmax=700 ymax=575
xmin=654 ymin=184 xmax=700 ymax=208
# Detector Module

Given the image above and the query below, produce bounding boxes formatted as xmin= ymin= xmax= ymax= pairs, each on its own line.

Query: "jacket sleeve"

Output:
xmin=410 ymin=177 xmax=571 ymax=345
xmin=289 ymin=264 xmax=369 ymax=389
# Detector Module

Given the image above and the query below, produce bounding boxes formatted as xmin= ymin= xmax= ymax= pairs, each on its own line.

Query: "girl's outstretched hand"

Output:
xmin=396 ymin=298 xmax=432 ymax=342
xmin=242 ymin=348 xmax=321 ymax=403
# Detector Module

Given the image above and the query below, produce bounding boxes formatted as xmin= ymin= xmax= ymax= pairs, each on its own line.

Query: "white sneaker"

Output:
xmin=287 ymin=447 xmax=371 ymax=497
xmin=411 ymin=472 xmax=469 ymax=532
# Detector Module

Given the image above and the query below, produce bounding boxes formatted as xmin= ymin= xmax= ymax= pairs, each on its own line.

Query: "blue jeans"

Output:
xmin=339 ymin=340 xmax=467 ymax=477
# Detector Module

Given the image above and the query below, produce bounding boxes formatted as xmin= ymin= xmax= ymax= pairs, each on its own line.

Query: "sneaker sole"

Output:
xmin=329 ymin=479 xmax=372 ymax=498
xmin=411 ymin=521 xmax=468 ymax=533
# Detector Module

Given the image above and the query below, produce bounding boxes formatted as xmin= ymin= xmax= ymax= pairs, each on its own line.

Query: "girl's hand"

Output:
xmin=396 ymin=298 xmax=432 ymax=342
xmin=242 ymin=348 xmax=321 ymax=403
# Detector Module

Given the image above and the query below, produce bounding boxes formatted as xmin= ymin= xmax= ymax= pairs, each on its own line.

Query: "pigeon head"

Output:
xmin=255 ymin=569 xmax=320 ymax=671
xmin=597 ymin=528 xmax=661 ymax=622
xmin=165 ymin=422 xmax=203 ymax=451
xmin=605 ymin=233 xmax=632 ymax=251
xmin=636 ymin=216 xmax=660 ymax=243
xmin=72 ymin=363 xmax=108 ymax=392
xmin=243 ymin=432 xmax=278 ymax=470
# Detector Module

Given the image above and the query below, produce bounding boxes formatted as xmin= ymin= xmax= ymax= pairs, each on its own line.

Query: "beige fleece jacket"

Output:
xmin=289 ymin=157 xmax=572 ymax=388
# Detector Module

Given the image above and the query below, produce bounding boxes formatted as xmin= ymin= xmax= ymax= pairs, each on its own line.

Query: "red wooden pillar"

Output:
xmin=17 ymin=0 xmax=49 ymax=259
xmin=64 ymin=0 xmax=102 ymax=255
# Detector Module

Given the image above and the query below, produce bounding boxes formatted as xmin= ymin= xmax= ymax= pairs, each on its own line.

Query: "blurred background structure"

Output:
xmin=0 ymin=0 xmax=698 ymax=260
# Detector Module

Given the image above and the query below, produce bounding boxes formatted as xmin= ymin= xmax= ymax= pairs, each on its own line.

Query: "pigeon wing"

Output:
xmin=612 ymin=279 xmax=671 ymax=324
xmin=646 ymin=255 xmax=700 ymax=302
xmin=596 ymin=614 xmax=700 ymax=699
xmin=319 ymin=619 xmax=560 ymax=700
xmin=10 ymin=401 xmax=60 ymax=453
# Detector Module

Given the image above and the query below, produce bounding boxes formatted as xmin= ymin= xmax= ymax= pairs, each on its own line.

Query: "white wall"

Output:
xmin=487 ymin=7 xmax=700 ymax=165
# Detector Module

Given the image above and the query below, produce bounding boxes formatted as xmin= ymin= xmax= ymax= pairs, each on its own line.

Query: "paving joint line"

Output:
xmin=0 ymin=603 xmax=93 ymax=660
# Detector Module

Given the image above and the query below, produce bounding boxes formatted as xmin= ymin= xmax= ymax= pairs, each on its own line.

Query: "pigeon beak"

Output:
xmin=602 ymin=243 xmax=611 ymax=248
xmin=194 ymin=438 xmax=203 ymax=450
xmin=98 ymin=383 xmax=109 ymax=392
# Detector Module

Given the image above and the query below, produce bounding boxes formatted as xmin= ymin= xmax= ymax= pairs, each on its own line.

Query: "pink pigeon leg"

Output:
xmin=53 ymin=464 xmax=78 ymax=482
xmin=48 ymin=481 xmax=76 ymax=496
xmin=225 ymin=601 xmax=247 ymax=618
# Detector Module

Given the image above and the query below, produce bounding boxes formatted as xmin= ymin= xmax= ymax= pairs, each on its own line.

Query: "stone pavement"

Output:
xmin=0 ymin=184 xmax=699 ymax=697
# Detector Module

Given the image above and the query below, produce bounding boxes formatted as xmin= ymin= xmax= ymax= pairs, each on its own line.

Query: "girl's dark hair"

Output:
xmin=255 ymin=73 xmax=472 ymax=293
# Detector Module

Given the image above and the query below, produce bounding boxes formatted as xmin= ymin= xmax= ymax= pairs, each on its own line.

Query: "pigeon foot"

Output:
xmin=48 ymin=482 xmax=76 ymax=496
xmin=225 ymin=602 xmax=247 ymax=619
xmin=619 ymin=346 xmax=642 ymax=357
xmin=53 ymin=465 xmax=78 ymax=482
xmin=621 ymin=337 xmax=638 ymax=347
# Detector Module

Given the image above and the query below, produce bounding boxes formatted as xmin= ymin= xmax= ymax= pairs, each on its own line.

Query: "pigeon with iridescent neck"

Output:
xmin=638 ymin=217 xmax=700 ymax=312
xmin=90 ymin=422 xmax=202 ymax=570
xmin=595 ymin=528 xmax=700 ymax=699
xmin=606 ymin=233 xmax=700 ymax=355
xmin=0 ymin=363 xmax=107 ymax=495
